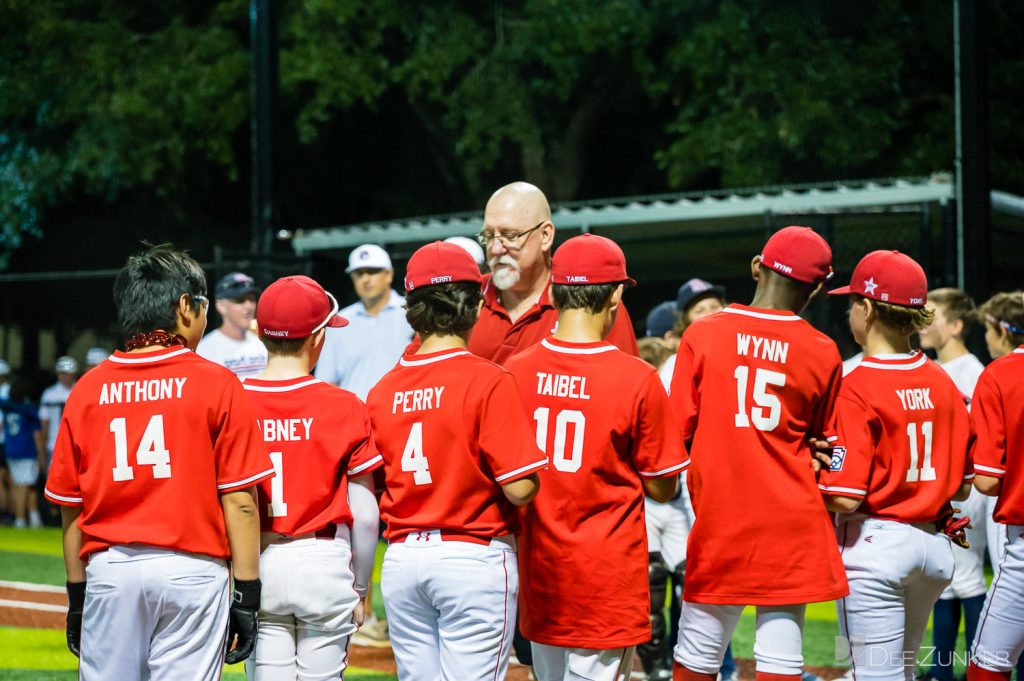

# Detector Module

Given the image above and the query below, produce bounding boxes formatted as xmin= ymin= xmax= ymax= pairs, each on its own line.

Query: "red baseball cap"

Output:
xmin=404 ymin=241 xmax=482 ymax=292
xmin=828 ymin=250 xmax=928 ymax=307
xmin=759 ymin=226 xmax=834 ymax=284
xmin=257 ymin=276 xmax=348 ymax=338
xmin=551 ymin=234 xmax=636 ymax=286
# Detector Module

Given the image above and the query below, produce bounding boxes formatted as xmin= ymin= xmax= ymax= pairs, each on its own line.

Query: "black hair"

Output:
xmin=113 ymin=244 xmax=207 ymax=340
xmin=550 ymin=283 xmax=618 ymax=314
xmin=405 ymin=282 xmax=483 ymax=335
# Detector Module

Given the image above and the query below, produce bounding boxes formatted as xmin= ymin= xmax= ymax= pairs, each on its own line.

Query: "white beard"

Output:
xmin=489 ymin=256 xmax=521 ymax=290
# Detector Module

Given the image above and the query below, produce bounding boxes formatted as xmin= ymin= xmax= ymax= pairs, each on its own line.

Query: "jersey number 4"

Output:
xmin=401 ymin=422 xmax=432 ymax=485
xmin=110 ymin=415 xmax=171 ymax=481
xmin=733 ymin=367 xmax=786 ymax=432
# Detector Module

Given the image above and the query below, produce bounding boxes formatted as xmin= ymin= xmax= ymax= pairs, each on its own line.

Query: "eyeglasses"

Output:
xmin=475 ymin=220 xmax=546 ymax=250
xmin=191 ymin=295 xmax=210 ymax=311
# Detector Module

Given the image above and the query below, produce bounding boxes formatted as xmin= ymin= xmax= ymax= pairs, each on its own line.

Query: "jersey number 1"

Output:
xmin=110 ymin=415 xmax=171 ymax=481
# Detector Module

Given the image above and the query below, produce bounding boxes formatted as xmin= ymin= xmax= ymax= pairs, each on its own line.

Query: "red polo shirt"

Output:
xmin=467 ymin=274 xmax=640 ymax=365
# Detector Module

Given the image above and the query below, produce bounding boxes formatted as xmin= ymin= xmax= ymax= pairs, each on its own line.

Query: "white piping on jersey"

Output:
xmin=540 ymin=339 xmax=617 ymax=355
xmin=348 ymin=454 xmax=383 ymax=476
xmin=963 ymin=472 xmax=976 ymax=479
xmin=1014 ymin=348 xmax=1024 ymax=354
xmin=639 ymin=460 xmax=690 ymax=477
xmin=0 ymin=599 xmax=67 ymax=614
xmin=217 ymin=467 xmax=275 ymax=490
xmin=242 ymin=378 xmax=321 ymax=393
xmin=974 ymin=463 xmax=1006 ymax=475
xmin=722 ymin=308 xmax=801 ymax=321
xmin=399 ymin=350 xmax=471 ymax=367
xmin=826 ymin=435 xmax=838 ymax=442
xmin=858 ymin=353 xmax=927 ymax=371
xmin=494 ymin=457 xmax=548 ymax=483
xmin=109 ymin=348 xmax=192 ymax=364
xmin=817 ymin=483 xmax=867 ymax=496
xmin=43 ymin=489 xmax=82 ymax=504
xmin=0 ymin=580 xmax=65 ymax=594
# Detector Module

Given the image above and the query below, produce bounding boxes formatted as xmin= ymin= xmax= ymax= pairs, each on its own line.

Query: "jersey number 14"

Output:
xmin=110 ymin=415 xmax=172 ymax=481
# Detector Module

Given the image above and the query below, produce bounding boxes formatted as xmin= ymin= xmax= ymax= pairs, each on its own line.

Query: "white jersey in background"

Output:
xmin=196 ymin=329 xmax=268 ymax=378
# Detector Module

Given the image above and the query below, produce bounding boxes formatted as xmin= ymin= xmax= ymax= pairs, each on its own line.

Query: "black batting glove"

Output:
xmin=65 ymin=581 xmax=86 ymax=658
xmin=224 ymin=578 xmax=261 ymax=664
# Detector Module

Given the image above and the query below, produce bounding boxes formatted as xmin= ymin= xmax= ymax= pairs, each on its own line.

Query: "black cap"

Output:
xmin=215 ymin=272 xmax=259 ymax=301
xmin=676 ymin=278 xmax=726 ymax=313
xmin=645 ymin=301 xmax=678 ymax=337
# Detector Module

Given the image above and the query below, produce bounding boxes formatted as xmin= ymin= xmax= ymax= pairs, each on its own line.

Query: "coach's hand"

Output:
xmin=65 ymin=581 xmax=85 ymax=657
xmin=806 ymin=437 xmax=833 ymax=473
xmin=224 ymin=578 xmax=261 ymax=664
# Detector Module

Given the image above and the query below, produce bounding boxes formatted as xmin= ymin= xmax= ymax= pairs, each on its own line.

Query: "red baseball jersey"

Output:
xmin=821 ymin=352 xmax=975 ymax=522
xmin=507 ymin=337 xmax=689 ymax=648
xmin=669 ymin=304 xmax=848 ymax=605
xmin=971 ymin=346 xmax=1024 ymax=524
xmin=45 ymin=347 xmax=273 ymax=560
xmin=468 ymin=274 xmax=640 ymax=365
xmin=365 ymin=348 xmax=547 ymax=540
xmin=242 ymin=376 xmax=383 ymax=536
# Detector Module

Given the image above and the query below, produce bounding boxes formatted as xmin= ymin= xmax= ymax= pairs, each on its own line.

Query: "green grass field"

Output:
xmin=0 ymin=526 xmax=978 ymax=679
xmin=0 ymin=527 xmax=395 ymax=680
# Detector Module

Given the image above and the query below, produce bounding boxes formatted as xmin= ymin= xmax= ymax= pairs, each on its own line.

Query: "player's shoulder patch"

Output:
xmin=829 ymin=446 xmax=847 ymax=472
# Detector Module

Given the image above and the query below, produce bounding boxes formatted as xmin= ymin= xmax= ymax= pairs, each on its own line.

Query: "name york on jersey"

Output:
xmin=895 ymin=388 xmax=934 ymax=411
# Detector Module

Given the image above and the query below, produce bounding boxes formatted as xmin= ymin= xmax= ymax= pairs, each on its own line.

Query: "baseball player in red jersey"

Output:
xmin=44 ymin=245 xmax=274 ymax=679
xmin=506 ymin=234 xmax=689 ymax=681
xmin=240 ymin=276 xmax=384 ymax=680
xmin=669 ymin=226 xmax=848 ymax=681
xmin=820 ymin=250 xmax=975 ymax=681
xmin=365 ymin=241 xmax=546 ymax=681
xmin=968 ymin=291 xmax=1024 ymax=681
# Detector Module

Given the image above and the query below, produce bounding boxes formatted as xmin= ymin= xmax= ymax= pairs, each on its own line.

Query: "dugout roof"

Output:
xmin=290 ymin=176 xmax=956 ymax=254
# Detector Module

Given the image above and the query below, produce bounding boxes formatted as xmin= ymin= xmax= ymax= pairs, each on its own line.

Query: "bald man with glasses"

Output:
xmin=470 ymin=182 xmax=639 ymax=365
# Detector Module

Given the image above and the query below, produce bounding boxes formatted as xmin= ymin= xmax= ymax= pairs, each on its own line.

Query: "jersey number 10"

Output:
xmin=533 ymin=407 xmax=585 ymax=473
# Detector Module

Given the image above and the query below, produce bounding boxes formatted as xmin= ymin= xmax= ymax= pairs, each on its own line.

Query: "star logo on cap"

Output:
xmin=863 ymin=277 xmax=878 ymax=295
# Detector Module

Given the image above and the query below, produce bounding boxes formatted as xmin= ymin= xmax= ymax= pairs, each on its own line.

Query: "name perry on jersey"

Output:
xmin=392 ymin=386 xmax=445 ymax=414
xmin=896 ymin=388 xmax=934 ymax=411
xmin=535 ymin=372 xmax=591 ymax=400
xmin=736 ymin=333 xmax=790 ymax=364
xmin=259 ymin=417 xmax=313 ymax=442
xmin=98 ymin=378 xmax=187 ymax=405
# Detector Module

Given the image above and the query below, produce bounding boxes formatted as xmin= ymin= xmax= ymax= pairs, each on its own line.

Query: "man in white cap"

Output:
xmin=197 ymin=272 xmax=268 ymax=378
xmin=85 ymin=347 xmax=110 ymax=372
xmin=315 ymin=244 xmax=414 ymax=401
xmin=444 ymin=236 xmax=486 ymax=271
xmin=39 ymin=356 xmax=78 ymax=468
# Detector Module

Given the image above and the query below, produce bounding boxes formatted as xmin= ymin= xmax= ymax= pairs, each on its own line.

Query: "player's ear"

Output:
xmin=950 ymin=317 xmax=964 ymax=337
xmin=608 ymin=284 xmax=624 ymax=311
xmin=750 ymin=255 xmax=762 ymax=281
xmin=808 ymin=280 xmax=825 ymax=301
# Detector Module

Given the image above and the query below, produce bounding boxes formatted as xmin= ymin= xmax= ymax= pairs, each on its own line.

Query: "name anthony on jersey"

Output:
xmin=535 ymin=372 xmax=591 ymax=400
xmin=736 ymin=333 xmax=790 ymax=364
xmin=99 ymin=378 xmax=187 ymax=405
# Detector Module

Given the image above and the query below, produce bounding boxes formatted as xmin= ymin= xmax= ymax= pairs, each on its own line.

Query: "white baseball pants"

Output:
xmin=673 ymin=602 xmax=806 ymax=675
xmin=971 ymin=525 xmax=1024 ymax=672
xmin=381 ymin=531 xmax=518 ymax=681
xmin=532 ymin=643 xmax=635 ymax=681
xmin=246 ymin=529 xmax=360 ymax=681
xmin=80 ymin=545 xmax=229 ymax=681
xmin=985 ymin=495 xmax=1010 ymax=575
xmin=836 ymin=516 xmax=954 ymax=681
xmin=645 ymin=484 xmax=691 ymax=572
